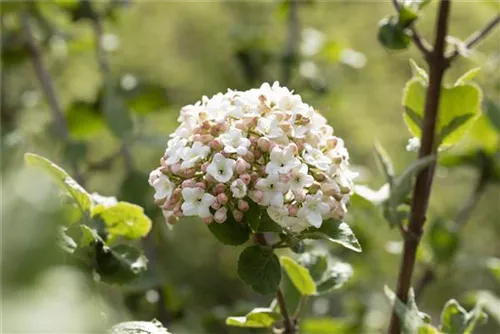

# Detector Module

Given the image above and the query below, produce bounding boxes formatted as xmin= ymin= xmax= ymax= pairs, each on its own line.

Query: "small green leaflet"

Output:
xmin=237 ymin=245 xmax=281 ymax=295
xmin=226 ymin=308 xmax=281 ymax=328
xmin=24 ymin=153 xmax=92 ymax=214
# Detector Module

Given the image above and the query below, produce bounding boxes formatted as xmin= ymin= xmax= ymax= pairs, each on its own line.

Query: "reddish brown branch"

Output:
xmin=387 ymin=0 xmax=452 ymax=333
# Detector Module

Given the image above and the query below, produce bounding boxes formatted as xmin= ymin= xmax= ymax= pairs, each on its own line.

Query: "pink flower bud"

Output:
xmin=295 ymin=140 xmax=305 ymax=152
xmin=201 ymin=120 xmax=211 ymax=130
xmin=233 ymin=210 xmax=243 ymax=222
xmin=170 ymin=163 xmax=182 ymax=175
xmin=206 ymin=174 xmax=216 ymax=183
xmin=279 ymin=122 xmax=293 ymax=135
xmin=195 ymin=182 xmax=206 ymax=190
xmin=201 ymin=162 xmax=210 ymax=173
xmin=288 ymin=205 xmax=298 ymax=216
xmin=209 ymin=139 xmax=223 ymax=152
xmin=234 ymin=121 xmax=245 ymax=131
xmin=193 ymin=134 xmax=202 ymax=142
xmin=240 ymin=173 xmax=251 ymax=185
xmin=160 ymin=157 xmax=167 ymax=167
xmin=243 ymin=151 xmax=254 ymax=163
xmin=199 ymin=134 xmax=214 ymax=144
xmin=215 ymin=183 xmax=226 ymax=194
xmin=253 ymin=150 xmax=262 ymax=160
xmin=288 ymin=143 xmax=298 ymax=155
xmin=250 ymin=136 xmax=259 ymax=146
xmin=163 ymin=199 xmax=175 ymax=210
xmin=211 ymin=200 xmax=221 ymax=210
xmin=173 ymin=205 xmax=183 ymax=217
xmin=171 ymin=188 xmax=182 ymax=201
xmin=235 ymin=159 xmax=248 ymax=174
xmin=274 ymin=111 xmax=286 ymax=121
xmin=258 ymin=166 xmax=266 ymax=177
xmin=203 ymin=216 xmax=214 ymax=224
xmin=315 ymin=172 xmax=327 ymax=182
xmin=182 ymin=179 xmax=195 ymax=188
xmin=249 ymin=172 xmax=259 ymax=184
xmin=183 ymin=168 xmax=195 ymax=178
xmin=257 ymin=137 xmax=271 ymax=152
xmin=214 ymin=207 xmax=227 ymax=223
xmin=331 ymin=155 xmax=343 ymax=164
xmin=327 ymin=137 xmax=338 ymax=149
xmin=217 ymin=193 xmax=228 ymax=205
xmin=238 ymin=200 xmax=249 ymax=212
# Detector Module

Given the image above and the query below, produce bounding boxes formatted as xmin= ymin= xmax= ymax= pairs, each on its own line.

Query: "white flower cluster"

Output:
xmin=149 ymin=82 xmax=356 ymax=233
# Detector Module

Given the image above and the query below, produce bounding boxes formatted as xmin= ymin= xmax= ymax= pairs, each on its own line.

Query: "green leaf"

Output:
xmin=102 ymin=81 xmax=134 ymax=139
xmin=428 ymin=218 xmax=459 ymax=264
xmin=304 ymin=220 xmax=362 ymax=252
xmin=385 ymin=286 xmax=427 ymax=334
xmin=24 ymin=153 xmax=91 ymax=214
xmin=298 ymin=253 xmax=352 ymax=294
xmin=405 ymin=107 xmax=424 ymax=130
xmin=474 ymin=290 xmax=500 ymax=324
xmin=418 ymin=324 xmax=440 ymax=334
xmin=374 ymin=142 xmax=395 ymax=186
xmin=109 ymin=319 xmax=170 ymax=334
xmin=237 ymin=245 xmax=281 ymax=295
xmin=392 ymin=155 xmax=435 ymax=203
xmin=207 ymin=211 xmax=250 ymax=246
xmin=96 ymin=244 xmax=147 ymax=284
xmin=409 ymin=59 xmax=429 ymax=83
xmin=440 ymin=299 xmax=488 ymax=334
xmin=300 ymin=318 xmax=352 ymax=334
xmin=455 ymin=68 xmax=481 ymax=86
xmin=280 ymin=256 xmax=317 ymax=296
xmin=399 ymin=5 xmax=419 ymax=27
xmin=125 ymin=85 xmax=169 ymax=115
xmin=378 ymin=16 xmax=411 ymax=50
xmin=484 ymin=98 xmax=500 ymax=133
xmin=63 ymin=141 xmax=88 ymax=164
xmin=316 ymin=261 xmax=353 ymax=294
xmin=402 ymin=78 xmax=482 ymax=147
xmin=438 ymin=113 xmax=476 ymax=145
xmin=64 ymin=224 xmax=98 ymax=249
xmin=246 ymin=201 xmax=282 ymax=233
xmin=92 ymin=202 xmax=152 ymax=241
xmin=226 ymin=308 xmax=280 ymax=328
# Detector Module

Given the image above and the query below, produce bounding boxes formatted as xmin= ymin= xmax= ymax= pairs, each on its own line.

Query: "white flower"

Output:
xmin=230 ymin=179 xmax=247 ymax=198
xmin=180 ymin=141 xmax=210 ymax=169
xmin=278 ymin=94 xmax=303 ymax=114
xmin=281 ymin=216 xmax=310 ymax=233
xmin=181 ymin=187 xmax=216 ymax=218
xmin=267 ymin=206 xmax=289 ymax=224
xmin=406 ymin=137 xmax=421 ymax=152
xmin=265 ymin=146 xmax=301 ymax=174
xmin=255 ymin=173 xmax=287 ymax=207
xmin=207 ymin=153 xmax=236 ymax=183
xmin=289 ymin=164 xmax=314 ymax=190
xmin=297 ymin=191 xmax=330 ymax=228
xmin=256 ymin=115 xmax=285 ymax=139
xmin=165 ymin=137 xmax=188 ymax=165
xmin=303 ymin=144 xmax=332 ymax=171
xmin=219 ymin=128 xmax=251 ymax=155
xmin=149 ymin=170 xmax=174 ymax=201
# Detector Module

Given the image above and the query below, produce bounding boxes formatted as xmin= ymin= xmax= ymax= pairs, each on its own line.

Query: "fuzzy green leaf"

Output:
xmin=96 ymin=244 xmax=148 ymax=284
xmin=440 ymin=299 xmax=488 ymax=334
xmin=237 ymin=245 xmax=281 ymax=295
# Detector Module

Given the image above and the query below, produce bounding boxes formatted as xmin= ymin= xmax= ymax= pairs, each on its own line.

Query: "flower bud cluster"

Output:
xmin=149 ymin=82 xmax=356 ymax=232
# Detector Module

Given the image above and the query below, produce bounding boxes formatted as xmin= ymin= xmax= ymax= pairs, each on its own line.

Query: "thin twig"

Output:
xmin=388 ymin=1 xmax=452 ymax=333
xmin=447 ymin=14 xmax=500 ymax=62
xmin=282 ymin=0 xmax=300 ymax=86
xmin=391 ymin=0 xmax=432 ymax=59
xmin=21 ymin=11 xmax=85 ymax=186
xmin=254 ymin=233 xmax=296 ymax=334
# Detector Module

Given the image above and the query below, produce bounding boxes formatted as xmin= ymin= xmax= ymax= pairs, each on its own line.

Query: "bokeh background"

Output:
xmin=1 ymin=1 xmax=499 ymax=333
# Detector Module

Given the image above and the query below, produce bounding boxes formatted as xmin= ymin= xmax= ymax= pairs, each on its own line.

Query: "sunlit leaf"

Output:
xmin=92 ymin=202 xmax=152 ymax=241
xmin=440 ymin=299 xmax=487 ymax=334
xmin=300 ymin=318 xmax=352 ymax=334
xmin=280 ymin=256 xmax=316 ymax=296
xmin=226 ymin=308 xmax=280 ymax=328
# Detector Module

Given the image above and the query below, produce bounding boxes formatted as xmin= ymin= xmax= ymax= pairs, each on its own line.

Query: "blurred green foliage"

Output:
xmin=1 ymin=1 xmax=499 ymax=333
